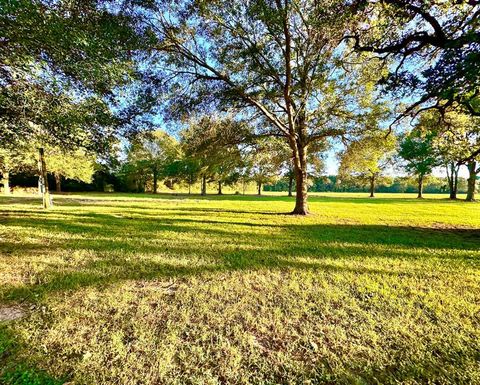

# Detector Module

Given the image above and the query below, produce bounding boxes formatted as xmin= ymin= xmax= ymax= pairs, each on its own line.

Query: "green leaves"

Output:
xmin=0 ymin=0 xmax=146 ymax=151
xmin=339 ymin=131 xmax=397 ymax=184
xmin=399 ymin=128 xmax=440 ymax=178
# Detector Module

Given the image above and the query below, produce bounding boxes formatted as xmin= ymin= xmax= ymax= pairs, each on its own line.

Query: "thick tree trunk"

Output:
xmin=55 ymin=173 xmax=61 ymax=193
xmin=369 ymin=176 xmax=375 ymax=198
xmin=201 ymin=175 xmax=206 ymax=196
xmin=466 ymin=160 xmax=477 ymax=202
xmin=288 ymin=175 xmax=293 ymax=197
xmin=38 ymin=148 xmax=52 ymax=208
xmin=292 ymin=147 xmax=308 ymax=215
xmin=417 ymin=175 xmax=424 ymax=199
xmin=217 ymin=181 xmax=223 ymax=195
xmin=2 ymin=171 xmax=10 ymax=195
xmin=257 ymin=182 xmax=262 ymax=195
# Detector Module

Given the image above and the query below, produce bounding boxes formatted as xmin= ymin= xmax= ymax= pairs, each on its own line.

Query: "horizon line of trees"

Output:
xmin=2 ymin=110 xmax=478 ymax=200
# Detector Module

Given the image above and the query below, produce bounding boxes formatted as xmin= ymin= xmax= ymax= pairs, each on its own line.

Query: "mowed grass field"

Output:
xmin=0 ymin=192 xmax=479 ymax=385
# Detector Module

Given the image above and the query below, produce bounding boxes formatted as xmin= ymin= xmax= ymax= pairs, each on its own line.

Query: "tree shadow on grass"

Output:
xmin=1 ymin=204 xmax=480 ymax=384
xmin=1 ymin=208 xmax=479 ymax=303
xmin=2 ymin=194 xmax=467 ymax=211
xmin=6 ymin=208 xmax=480 ymax=248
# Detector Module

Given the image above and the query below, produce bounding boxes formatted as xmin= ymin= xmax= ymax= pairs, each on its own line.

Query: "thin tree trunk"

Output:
xmin=466 ymin=160 xmax=477 ymax=202
xmin=447 ymin=162 xmax=460 ymax=200
xmin=217 ymin=181 xmax=222 ymax=195
xmin=55 ymin=172 xmax=61 ymax=193
xmin=2 ymin=171 xmax=10 ymax=195
xmin=417 ymin=174 xmax=423 ymax=199
xmin=453 ymin=165 xmax=459 ymax=200
xmin=38 ymin=148 xmax=52 ymax=208
xmin=369 ymin=176 xmax=375 ymax=198
xmin=188 ymin=182 xmax=191 ymax=195
xmin=288 ymin=175 xmax=293 ymax=197
xmin=446 ymin=163 xmax=455 ymax=199
xmin=257 ymin=182 xmax=262 ymax=195
xmin=201 ymin=175 xmax=207 ymax=196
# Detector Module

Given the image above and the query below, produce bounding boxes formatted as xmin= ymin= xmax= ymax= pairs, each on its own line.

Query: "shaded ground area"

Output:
xmin=0 ymin=194 xmax=479 ymax=385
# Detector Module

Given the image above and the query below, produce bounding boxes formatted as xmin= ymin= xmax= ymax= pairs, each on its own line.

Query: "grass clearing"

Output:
xmin=0 ymin=193 xmax=479 ymax=384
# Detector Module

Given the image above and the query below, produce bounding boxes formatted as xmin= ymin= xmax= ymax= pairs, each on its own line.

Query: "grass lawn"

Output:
xmin=0 ymin=193 xmax=479 ymax=384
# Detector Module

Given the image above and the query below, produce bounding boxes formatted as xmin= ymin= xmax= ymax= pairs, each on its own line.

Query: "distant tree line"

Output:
xmin=3 ymin=111 xmax=477 ymax=199
xmin=266 ymin=176 xmax=468 ymax=195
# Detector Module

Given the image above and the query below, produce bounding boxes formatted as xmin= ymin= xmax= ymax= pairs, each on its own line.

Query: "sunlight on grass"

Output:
xmin=1 ymin=193 xmax=479 ymax=384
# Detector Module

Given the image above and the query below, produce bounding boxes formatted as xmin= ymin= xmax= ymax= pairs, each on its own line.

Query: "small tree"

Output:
xmin=421 ymin=110 xmax=480 ymax=201
xmin=181 ymin=116 xmax=248 ymax=195
xmin=45 ymin=148 xmax=96 ymax=193
xmin=399 ymin=130 xmax=439 ymax=198
xmin=165 ymin=157 xmax=202 ymax=195
xmin=339 ymin=132 xmax=396 ymax=198
xmin=125 ymin=131 xmax=181 ymax=193
xmin=249 ymin=138 xmax=287 ymax=196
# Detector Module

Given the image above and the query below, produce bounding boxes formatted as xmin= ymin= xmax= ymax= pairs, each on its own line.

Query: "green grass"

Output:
xmin=0 ymin=192 xmax=479 ymax=385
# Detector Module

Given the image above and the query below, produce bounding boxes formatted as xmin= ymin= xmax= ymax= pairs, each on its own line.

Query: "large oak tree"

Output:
xmin=126 ymin=0 xmax=385 ymax=214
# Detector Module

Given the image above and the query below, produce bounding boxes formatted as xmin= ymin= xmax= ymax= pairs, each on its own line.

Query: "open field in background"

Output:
xmin=0 ymin=193 xmax=479 ymax=384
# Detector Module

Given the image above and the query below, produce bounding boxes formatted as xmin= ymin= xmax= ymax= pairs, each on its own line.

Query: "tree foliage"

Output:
xmin=349 ymin=1 xmax=480 ymax=117
xmin=0 ymin=0 xmax=148 ymax=151
xmin=339 ymin=131 xmax=396 ymax=197
xmin=125 ymin=0 xmax=387 ymax=213
xmin=45 ymin=148 xmax=96 ymax=192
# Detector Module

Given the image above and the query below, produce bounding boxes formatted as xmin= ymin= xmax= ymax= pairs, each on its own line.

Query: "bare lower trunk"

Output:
xmin=217 ymin=181 xmax=223 ymax=195
xmin=288 ymin=175 xmax=293 ymax=197
xmin=257 ymin=182 xmax=262 ymax=196
xmin=38 ymin=148 xmax=52 ymax=208
xmin=292 ymin=148 xmax=308 ymax=215
xmin=446 ymin=163 xmax=459 ymax=200
xmin=466 ymin=160 xmax=477 ymax=202
xmin=2 ymin=171 xmax=10 ymax=195
xmin=201 ymin=175 xmax=206 ymax=196
xmin=55 ymin=172 xmax=61 ymax=193
xmin=369 ymin=176 xmax=375 ymax=198
xmin=417 ymin=175 xmax=423 ymax=199
xmin=188 ymin=183 xmax=191 ymax=195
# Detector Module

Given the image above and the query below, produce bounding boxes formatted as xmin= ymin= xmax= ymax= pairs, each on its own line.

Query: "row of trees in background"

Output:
xmin=3 ymin=108 xmax=477 ymax=200
xmin=117 ymin=117 xmax=325 ymax=196
xmin=338 ymin=109 xmax=480 ymax=200
xmin=116 ymin=107 xmax=478 ymax=200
